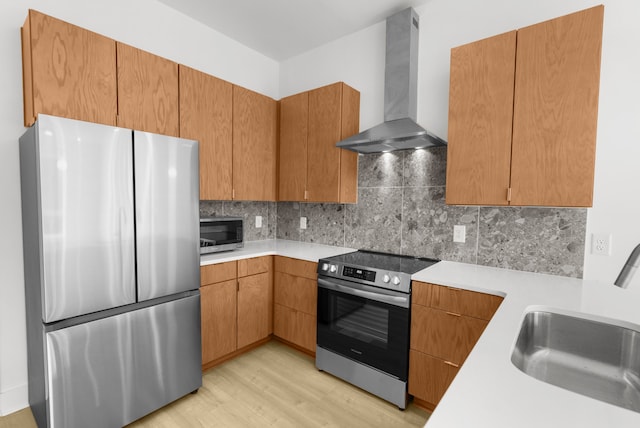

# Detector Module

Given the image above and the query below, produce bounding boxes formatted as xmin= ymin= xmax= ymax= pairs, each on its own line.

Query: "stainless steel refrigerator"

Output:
xmin=19 ymin=114 xmax=202 ymax=428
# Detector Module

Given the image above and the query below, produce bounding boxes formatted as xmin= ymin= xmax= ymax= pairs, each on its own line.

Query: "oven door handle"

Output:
xmin=317 ymin=277 xmax=410 ymax=308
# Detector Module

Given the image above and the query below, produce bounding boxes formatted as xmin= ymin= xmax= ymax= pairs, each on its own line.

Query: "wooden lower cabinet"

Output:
xmin=273 ymin=304 xmax=316 ymax=352
xmin=409 ymin=281 xmax=503 ymax=409
xmin=238 ymin=272 xmax=272 ymax=349
xmin=409 ymin=350 xmax=459 ymax=407
xmin=411 ymin=305 xmax=488 ymax=365
xmin=200 ymin=256 xmax=272 ymax=370
xmin=273 ymin=257 xmax=318 ymax=354
xmin=201 ymin=279 xmax=237 ymax=364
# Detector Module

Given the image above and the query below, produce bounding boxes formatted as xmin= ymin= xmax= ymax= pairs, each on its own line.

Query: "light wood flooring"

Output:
xmin=0 ymin=340 xmax=429 ymax=427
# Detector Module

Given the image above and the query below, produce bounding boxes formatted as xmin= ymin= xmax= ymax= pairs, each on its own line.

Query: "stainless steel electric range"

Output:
xmin=316 ymin=250 xmax=439 ymax=409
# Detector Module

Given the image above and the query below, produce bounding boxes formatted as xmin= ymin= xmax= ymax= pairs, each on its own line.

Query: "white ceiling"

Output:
xmin=157 ymin=0 xmax=432 ymax=61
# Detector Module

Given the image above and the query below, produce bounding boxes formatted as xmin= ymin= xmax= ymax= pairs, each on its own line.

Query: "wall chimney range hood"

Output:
xmin=337 ymin=7 xmax=446 ymax=154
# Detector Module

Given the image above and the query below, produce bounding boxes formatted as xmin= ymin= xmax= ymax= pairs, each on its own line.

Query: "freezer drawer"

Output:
xmin=130 ymin=294 xmax=202 ymax=422
xmin=42 ymin=294 xmax=201 ymax=428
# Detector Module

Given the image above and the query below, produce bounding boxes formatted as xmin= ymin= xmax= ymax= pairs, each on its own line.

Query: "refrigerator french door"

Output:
xmin=20 ymin=115 xmax=202 ymax=428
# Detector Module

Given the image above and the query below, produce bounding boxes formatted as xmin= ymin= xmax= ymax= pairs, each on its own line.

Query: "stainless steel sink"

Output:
xmin=511 ymin=310 xmax=640 ymax=413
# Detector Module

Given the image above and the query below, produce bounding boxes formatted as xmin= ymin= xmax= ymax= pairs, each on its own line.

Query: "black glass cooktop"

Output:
xmin=324 ymin=250 xmax=439 ymax=274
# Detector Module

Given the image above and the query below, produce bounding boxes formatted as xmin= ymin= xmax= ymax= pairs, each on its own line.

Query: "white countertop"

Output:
xmin=201 ymin=241 xmax=640 ymax=426
xmin=414 ymin=261 xmax=640 ymax=428
xmin=200 ymin=239 xmax=356 ymax=265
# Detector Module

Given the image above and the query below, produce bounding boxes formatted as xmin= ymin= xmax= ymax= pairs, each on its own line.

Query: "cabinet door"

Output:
xmin=446 ymin=31 xmax=516 ymax=205
xmin=237 ymin=272 xmax=272 ymax=348
xmin=180 ymin=65 xmax=233 ymax=200
xmin=408 ymin=350 xmax=458 ymax=407
xmin=200 ymin=280 xmax=237 ymax=365
xmin=339 ymin=84 xmax=360 ymax=203
xmin=510 ymin=6 xmax=603 ymax=207
xmin=117 ymin=43 xmax=179 ymax=136
xmin=232 ymin=86 xmax=277 ymax=201
xmin=307 ymin=83 xmax=344 ymax=203
xmin=279 ymin=92 xmax=309 ymax=201
xmin=23 ymin=10 xmax=117 ymax=126
xmin=273 ymin=303 xmax=316 ymax=353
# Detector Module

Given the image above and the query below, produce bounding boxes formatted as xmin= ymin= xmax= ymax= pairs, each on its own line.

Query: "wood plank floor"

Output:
xmin=0 ymin=340 xmax=430 ymax=427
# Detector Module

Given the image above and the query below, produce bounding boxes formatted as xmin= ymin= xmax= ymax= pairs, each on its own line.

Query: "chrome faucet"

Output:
xmin=614 ymin=243 xmax=640 ymax=288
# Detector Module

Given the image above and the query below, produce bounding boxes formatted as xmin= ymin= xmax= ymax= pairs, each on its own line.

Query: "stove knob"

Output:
xmin=383 ymin=274 xmax=391 ymax=283
xmin=321 ymin=263 xmax=329 ymax=271
xmin=330 ymin=264 xmax=338 ymax=273
xmin=392 ymin=276 xmax=401 ymax=286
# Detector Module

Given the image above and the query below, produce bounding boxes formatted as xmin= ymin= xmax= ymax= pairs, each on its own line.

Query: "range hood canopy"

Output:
xmin=337 ymin=7 xmax=446 ymax=154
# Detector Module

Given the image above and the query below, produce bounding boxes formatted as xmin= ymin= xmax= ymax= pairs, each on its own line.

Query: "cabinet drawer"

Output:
xmin=237 ymin=256 xmax=271 ymax=277
xmin=408 ymin=350 xmax=458 ymax=406
xmin=429 ymin=283 xmax=502 ymax=320
xmin=200 ymin=261 xmax=237 ymax=287
xmin=273 ymin=304 xmax=316 ymax=352
xmin=274 ymin=272 xmax=317 ymax=315
xmin=411 ymin=305 xmax=488 ymax=365
xmin=274 ymin=256 xmax=317 ymax=280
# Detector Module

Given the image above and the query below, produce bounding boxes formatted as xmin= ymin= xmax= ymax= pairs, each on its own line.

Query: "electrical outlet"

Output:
xmin=453 ymin=225 xmax=466 ymax=243
xmin=300 ymin=216 xmax=308 ymax=230
xmin=591 ymin=233 xmax=611 ymax=256
xmin=255 ymin=215 xmax=262 ymax=228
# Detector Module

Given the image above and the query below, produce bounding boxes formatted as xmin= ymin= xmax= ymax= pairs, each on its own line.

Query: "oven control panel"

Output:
xmin=342 ymin=266 xmax=376 ymax=282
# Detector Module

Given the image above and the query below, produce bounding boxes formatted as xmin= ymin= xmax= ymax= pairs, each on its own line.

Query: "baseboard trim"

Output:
xmin=0 ymin=383 xmax=29 ymax=416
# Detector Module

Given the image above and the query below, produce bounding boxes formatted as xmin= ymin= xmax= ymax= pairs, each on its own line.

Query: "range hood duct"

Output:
xmin=337 ymin=7 xmax=446 ymax=154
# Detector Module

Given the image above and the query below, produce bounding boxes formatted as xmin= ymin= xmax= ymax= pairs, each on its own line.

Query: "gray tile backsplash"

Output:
xmin=201 ymin=147 xmax=587 ymax=278
xmin=274 ymin=147 xmax=587 ymax=278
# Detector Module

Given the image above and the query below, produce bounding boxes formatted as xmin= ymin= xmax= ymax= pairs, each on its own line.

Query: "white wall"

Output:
xmin=0 ymin=0 xmax=279 ymax=415
xmin=281 ymin=0 xmax=640 ymax=289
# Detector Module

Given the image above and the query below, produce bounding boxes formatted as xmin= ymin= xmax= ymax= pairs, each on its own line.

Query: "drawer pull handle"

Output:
xmin=446 ymin=311 xmax=461 ymax=317
xmin=444 ymin=360 xmax=459 ymax=368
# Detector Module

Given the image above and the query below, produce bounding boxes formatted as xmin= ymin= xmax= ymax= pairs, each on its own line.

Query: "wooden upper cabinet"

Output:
xmin=446 ymin=5 xmax=603 ymax=207
xmin=22 ymin=9 xmax=117 ymax=126
xmin=446 ymin=31 xmax=516 ymax=206
xmin=116 ymin=42 xmax=179 ymax=136
xmin=307 ymin=82 xmax=360 ymax=203
xmin=278 ymin=92 xmax=309 ymax=201
xmin=510 ymin=6 xmax=604 ymax=207
xmin=279 ymin=82 xmax=360 ymax=203
xmin=232 ymin=86 xmax=277 ymax=201
xmin=180 ymin=66 xmax=233 ymax=200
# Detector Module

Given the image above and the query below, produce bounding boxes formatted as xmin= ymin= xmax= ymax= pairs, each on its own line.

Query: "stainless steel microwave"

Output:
xmin=200 ymin=216 xmax=243 ymax=254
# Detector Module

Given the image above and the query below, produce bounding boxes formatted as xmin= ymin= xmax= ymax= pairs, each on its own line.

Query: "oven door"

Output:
xmin=317 ymin=276 xmax=410 ymax=380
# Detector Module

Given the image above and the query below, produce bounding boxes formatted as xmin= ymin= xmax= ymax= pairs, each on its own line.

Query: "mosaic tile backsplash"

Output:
xmin=276 ymin=147 xmax=587 ymax=278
